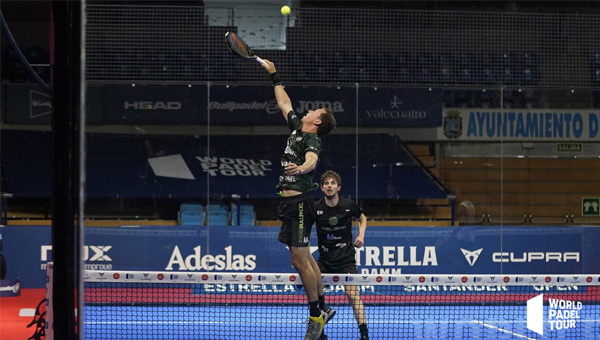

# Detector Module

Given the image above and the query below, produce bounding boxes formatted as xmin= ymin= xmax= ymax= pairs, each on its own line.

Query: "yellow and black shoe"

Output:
xmin=304 ymin=314 xmax=324 ymax=340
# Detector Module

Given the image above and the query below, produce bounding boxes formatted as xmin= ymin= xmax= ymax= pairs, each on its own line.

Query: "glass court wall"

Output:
xmin=80 ymin=4 xmax=600 ymax=337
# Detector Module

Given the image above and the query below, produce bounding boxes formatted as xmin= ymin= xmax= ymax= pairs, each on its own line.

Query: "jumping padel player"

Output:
xmin=260 ymin=59 xmax=337 ymax=340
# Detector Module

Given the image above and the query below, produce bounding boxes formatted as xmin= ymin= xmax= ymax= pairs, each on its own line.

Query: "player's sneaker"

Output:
xmin=304 ymin=314 xmax=324 ymax=340
xmin=322 ymin=306 xmax=336 ymax=325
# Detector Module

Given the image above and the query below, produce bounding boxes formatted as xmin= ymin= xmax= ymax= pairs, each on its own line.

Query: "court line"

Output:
xmin=84 ymin=319 xmax=600 ymax=325
xmin=472 ymin=320 xmax=536 ymax=340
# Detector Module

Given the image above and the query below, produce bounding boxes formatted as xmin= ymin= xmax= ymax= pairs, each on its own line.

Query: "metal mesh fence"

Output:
xmin=86 ymin=5 xmax=600 ymax=87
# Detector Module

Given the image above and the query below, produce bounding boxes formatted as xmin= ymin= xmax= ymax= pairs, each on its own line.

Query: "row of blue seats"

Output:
xmin=82 ymin=49 xmax=543 ymax=86
xmin=179 ymin=201 xmax=255 ymax=226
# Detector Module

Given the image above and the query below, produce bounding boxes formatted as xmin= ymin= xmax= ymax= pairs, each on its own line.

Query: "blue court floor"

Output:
xmin=84 ymin=304 xmax=600 ymax=339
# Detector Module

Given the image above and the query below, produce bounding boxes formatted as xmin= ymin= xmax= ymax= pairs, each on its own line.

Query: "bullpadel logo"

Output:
xmin=527 ymin=294 xmax=581 ymax=335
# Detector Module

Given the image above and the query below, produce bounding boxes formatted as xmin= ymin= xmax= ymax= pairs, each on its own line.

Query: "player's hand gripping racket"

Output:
xmin=225 ymin=31 xmax=267 ymax=65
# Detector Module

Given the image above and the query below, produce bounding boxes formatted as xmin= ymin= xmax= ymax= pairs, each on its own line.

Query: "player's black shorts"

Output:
xmin=277 ymin=193 xmax=315 ymax=247
xmin=317 ymin=260 xmax=358 ymax=274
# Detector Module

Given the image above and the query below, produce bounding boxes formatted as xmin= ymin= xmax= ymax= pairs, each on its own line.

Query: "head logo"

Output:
xmin=460 ymin=248 xmax=483 ymax=266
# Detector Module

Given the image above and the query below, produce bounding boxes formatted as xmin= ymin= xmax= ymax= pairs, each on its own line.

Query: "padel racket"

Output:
xmin=225 ymin=31 xmax=266 ymax=65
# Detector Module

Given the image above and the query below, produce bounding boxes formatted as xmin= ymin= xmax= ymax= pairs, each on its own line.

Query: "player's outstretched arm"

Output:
xmin=260 ymin=58 xmax=293 ymax=121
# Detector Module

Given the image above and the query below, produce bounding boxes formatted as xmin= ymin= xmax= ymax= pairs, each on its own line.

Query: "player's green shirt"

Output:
xmin=276 ymin=110 xmax=322 ymax=193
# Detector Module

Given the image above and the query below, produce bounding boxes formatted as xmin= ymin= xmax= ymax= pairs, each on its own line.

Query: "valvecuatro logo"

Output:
xmin=365 ymin=95 xmax=427 ymax=120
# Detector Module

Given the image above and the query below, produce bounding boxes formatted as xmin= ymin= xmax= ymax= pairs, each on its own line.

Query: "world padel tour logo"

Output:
xmin=527 ymin=294 xmax=582 ymax=335
xmin=196 ymin=156 xmax=272 ymax=177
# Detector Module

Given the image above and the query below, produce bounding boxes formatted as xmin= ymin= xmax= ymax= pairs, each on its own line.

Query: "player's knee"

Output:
xmin=291 ymin=257 xmax=309 ymax=271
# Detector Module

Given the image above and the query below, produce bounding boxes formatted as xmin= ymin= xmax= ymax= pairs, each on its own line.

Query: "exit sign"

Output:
xmin=556 ymin=143 xmax=582 ymax=152
xmin=582 ymin=197 xmax=600 ymax=216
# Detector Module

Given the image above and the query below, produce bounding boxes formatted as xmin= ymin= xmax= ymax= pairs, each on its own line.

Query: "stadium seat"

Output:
xmin=439 ymin=53 xmax=455 ymax=85
xmin=374 ymin=52 xmax=394 ymax=83
xmin=221 ymin=50 xmax=239 ymax=81
xmin=459 ymin=53 xmax=475 ymax=85
xmin=397 ymin=53 xmax=414 ymax=84
xmin=501 ymin=53 xmax=518 ymax=85
xmin=206 ymin=202 xmax=230 ymax=225
xmin=292 ymin=51 xmax=308 ymax=81
xmin=480 ymin=53 xmax=499 ymax=85
xmin=522 ymin=53 xmax=539 ymax=85
xmin=455 ymin=90 xmax=473 ymax=108
xmin=417 ymin=53 xmax=435 ymax=84
xmin=312 ymin=51 xmax=330 ymax=81
xmin=479 ymin=90 xmax=498 ymax=108
xmin=231 ymin=201 xmax=255 ymax=226
xmin=179 ymin=202 xmax=204 ymax=225
xmin=354 ymin=52 xmax=370 ymax=83
xmin=333 ymin=52 xmax=350 ymax=82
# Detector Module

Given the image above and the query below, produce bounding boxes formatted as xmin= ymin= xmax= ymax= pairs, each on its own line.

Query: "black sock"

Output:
xmin=359 ymin=323 xmax=368 ymax=335
xmin=308 ymin=300 xmax=321 ymax=317
xmin=318 ymin=295 xmax=327 ymax=311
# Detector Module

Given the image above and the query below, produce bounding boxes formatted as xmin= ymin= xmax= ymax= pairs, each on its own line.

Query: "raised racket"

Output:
xmin=225 ymin=31 xmax=267 ymax=65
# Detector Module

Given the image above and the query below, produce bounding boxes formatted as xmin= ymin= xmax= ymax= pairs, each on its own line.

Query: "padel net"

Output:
xmin=79 ymin=270 xmax=600 ymax=340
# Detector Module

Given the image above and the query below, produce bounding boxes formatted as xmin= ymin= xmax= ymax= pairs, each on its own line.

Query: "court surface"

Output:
xmin=84 ymin=304 xmax=600 ymax=339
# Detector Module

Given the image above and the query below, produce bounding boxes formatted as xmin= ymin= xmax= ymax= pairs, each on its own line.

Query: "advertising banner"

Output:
xmin=3 ymin=225 xmax=598 ymax=288
xmin=358 ymin=87 xmax=443 ymax=126
xmin=4 ymin=130 xmax=446 ymax=199
xmin=4 ymin=84 xmax=52 ymax=124
xmin=439 ymin=108 xmax=600 ymax=141
xmin=100 ymin=84 xmax=207 ymax=124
